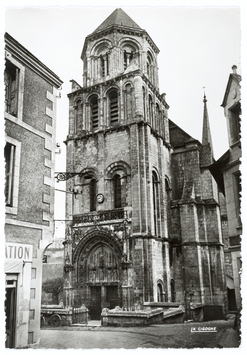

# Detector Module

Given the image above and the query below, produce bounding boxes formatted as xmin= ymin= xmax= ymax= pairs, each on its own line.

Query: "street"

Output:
xmin=34 ymin=318 xmax=240 ymax=349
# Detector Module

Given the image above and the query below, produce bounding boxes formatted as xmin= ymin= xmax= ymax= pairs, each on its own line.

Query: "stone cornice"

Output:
xmin=171 ymin=241 xmax=224 ymax=247
xmin=68 ymin=70 xmax=169 ymax=109
xmin=64 ymin=120 xmax=171 ymax=150
xmin=5 ymin=32 xmax=63 ymax=88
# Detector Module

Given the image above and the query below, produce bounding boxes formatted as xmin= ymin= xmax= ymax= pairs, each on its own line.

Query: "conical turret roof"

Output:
xmin=92 ymin=8 xmax=141 ymax=34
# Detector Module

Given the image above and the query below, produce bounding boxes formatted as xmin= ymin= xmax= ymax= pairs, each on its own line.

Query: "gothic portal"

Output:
xmin=63 ymin=8 xmax=227 ymax=320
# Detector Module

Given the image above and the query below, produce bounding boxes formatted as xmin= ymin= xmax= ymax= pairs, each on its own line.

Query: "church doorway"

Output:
xmin=75 ymin=232 xmax=123 ymax=320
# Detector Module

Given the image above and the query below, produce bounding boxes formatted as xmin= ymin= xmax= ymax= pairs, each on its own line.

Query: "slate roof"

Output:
xmin=92 ymin=8 xmax=141 ymax=34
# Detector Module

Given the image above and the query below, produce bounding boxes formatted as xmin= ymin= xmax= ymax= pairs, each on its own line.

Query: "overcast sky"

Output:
xmin=5 ymin=4 xmax=242 ymax=158
xmin=3 ymin=1 xmax=245 ymax=224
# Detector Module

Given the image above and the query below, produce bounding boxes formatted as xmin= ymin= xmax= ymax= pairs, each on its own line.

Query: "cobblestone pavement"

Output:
xmin=34 ymin=317 xmax=241 ymax=349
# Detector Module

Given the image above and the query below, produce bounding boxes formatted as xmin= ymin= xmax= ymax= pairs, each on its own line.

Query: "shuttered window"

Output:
xmin=5 ymin=143 xmax=15 ymax=206
xmin=90 ymin=96 xmax=98 ymax=130
xmin=109 ymin=90 xmax=118 ymax=126
xmin=114 ymin=174 xmax=121 ymax=208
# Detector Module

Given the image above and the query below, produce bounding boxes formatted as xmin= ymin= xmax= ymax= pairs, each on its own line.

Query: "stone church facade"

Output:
xmin=62 ymin=8 xmax=227 ymax=320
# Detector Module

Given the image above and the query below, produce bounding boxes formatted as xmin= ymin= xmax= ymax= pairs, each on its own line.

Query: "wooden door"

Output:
xmin=90 ymin=286 xmax=101 ymax=320
xmin=106 ymin=285 xmax=119 ymax=309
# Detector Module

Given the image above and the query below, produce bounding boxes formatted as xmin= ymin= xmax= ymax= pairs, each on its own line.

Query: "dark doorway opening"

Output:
xmin=90 ymin=286 xmax=101 ymax=320
xmin=5 ymin=279 xmax=17 ymax=348
xmin=107 ymin=285 xmax=119 ymax=309
xmin=227 ymin=287 xmax=237 ymax=311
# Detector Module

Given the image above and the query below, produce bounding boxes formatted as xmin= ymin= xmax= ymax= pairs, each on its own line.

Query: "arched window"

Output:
xmin=147 ymin=51 xmax=153 ymax=82
xmin=90 ymin=178 xmax=97 ymax=212
xmin=157 ymin=283 xmax=163 ymax=302
xmin=100 ymin=54 xmax=109 ymax=78
xmin=113 ymin=174 xmax=121 ymax=208
xmin=155 ymin=103 xmax=161 ymax=132
xmin=124 ymin=50 xmax=134 ymax=70
xmin=109 ymin=90 xmax=118 ymax=126
xmin=171 ymin=279 xmax=176 ymax=302
xmin=90 ymin=96 xmax=99 ymax=130
xmin=152 ymin=171 xmax=159 ymax=236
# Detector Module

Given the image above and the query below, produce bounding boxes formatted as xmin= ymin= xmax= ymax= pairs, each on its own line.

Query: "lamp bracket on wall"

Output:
xmin=55 ymin=171 xmax=91 ymax=182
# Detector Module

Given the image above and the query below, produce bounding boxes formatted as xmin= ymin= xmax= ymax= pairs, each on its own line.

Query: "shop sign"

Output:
xmin=5 ymin=242 xmax=33 ymax=262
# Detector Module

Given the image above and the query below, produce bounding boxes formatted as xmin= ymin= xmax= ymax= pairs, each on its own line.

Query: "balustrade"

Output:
xmin=73 ymin=208 xmax=126 ymax=224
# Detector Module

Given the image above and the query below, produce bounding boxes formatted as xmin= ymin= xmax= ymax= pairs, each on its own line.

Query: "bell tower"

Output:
xmin=64 ymin=8 xmax=172 ymax=316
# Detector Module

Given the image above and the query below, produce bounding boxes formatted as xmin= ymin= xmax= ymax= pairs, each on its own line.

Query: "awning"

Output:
xmin=4 ymin=260 xmax=23 ymax=273
xmin=226 ymin=275 xmax=235 ymax=289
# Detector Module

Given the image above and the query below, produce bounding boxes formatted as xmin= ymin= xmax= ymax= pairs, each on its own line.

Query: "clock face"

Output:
xmin=97 ymin=193 xmax=104 ymax=203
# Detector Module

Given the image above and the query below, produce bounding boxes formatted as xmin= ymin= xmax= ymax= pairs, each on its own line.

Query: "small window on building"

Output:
xmin=5 ymin=142 xmax=16 ymax=206
xmin=90 ymin=96 xmax=99 ymax=130
xmin=109 ymin=90 xmax=119 ymax=126
xmin=5 ymin=60 xmax=19 ymax=117
xmin=114 ymin=174 xmax=121 ymax=208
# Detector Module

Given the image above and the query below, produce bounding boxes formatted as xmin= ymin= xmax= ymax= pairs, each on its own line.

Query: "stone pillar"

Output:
xmin=82 ymin=99 xmax=86 ymax=130
xmin=119 ymin=79 xmax=124 ymax=122
xmin=133 ymin=75 xmax=144 ymax=118
xmin=97 ymin=57 xmax=101 ymax=80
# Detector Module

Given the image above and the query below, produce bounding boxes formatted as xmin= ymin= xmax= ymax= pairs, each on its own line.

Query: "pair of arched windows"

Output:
xmin=147 ymin=94 xmax=163 ymax=133
xmin=152 ymin=172 xmax=171 ymax=237
xmin=83 ymin=89 xmax=119 ymax=132
xmin=84 ymin=174 xmax=123 ymax=212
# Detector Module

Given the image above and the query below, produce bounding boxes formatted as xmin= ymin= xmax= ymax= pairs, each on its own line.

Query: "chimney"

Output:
xmin=232 ymin=65 xmax=237 ymax=74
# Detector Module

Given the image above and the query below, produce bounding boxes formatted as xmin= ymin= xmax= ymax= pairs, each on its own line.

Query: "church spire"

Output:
xmin=202 ymin=92 xmax=214 ymax=158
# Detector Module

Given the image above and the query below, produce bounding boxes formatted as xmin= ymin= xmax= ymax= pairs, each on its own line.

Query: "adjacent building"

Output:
xmin=62 ymin=8 xmax=227 ymax=321
xmin=4 ymin=33 xmax=63 ymax=348
xmin=210 ymin=65 xmax=241 ymax=311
